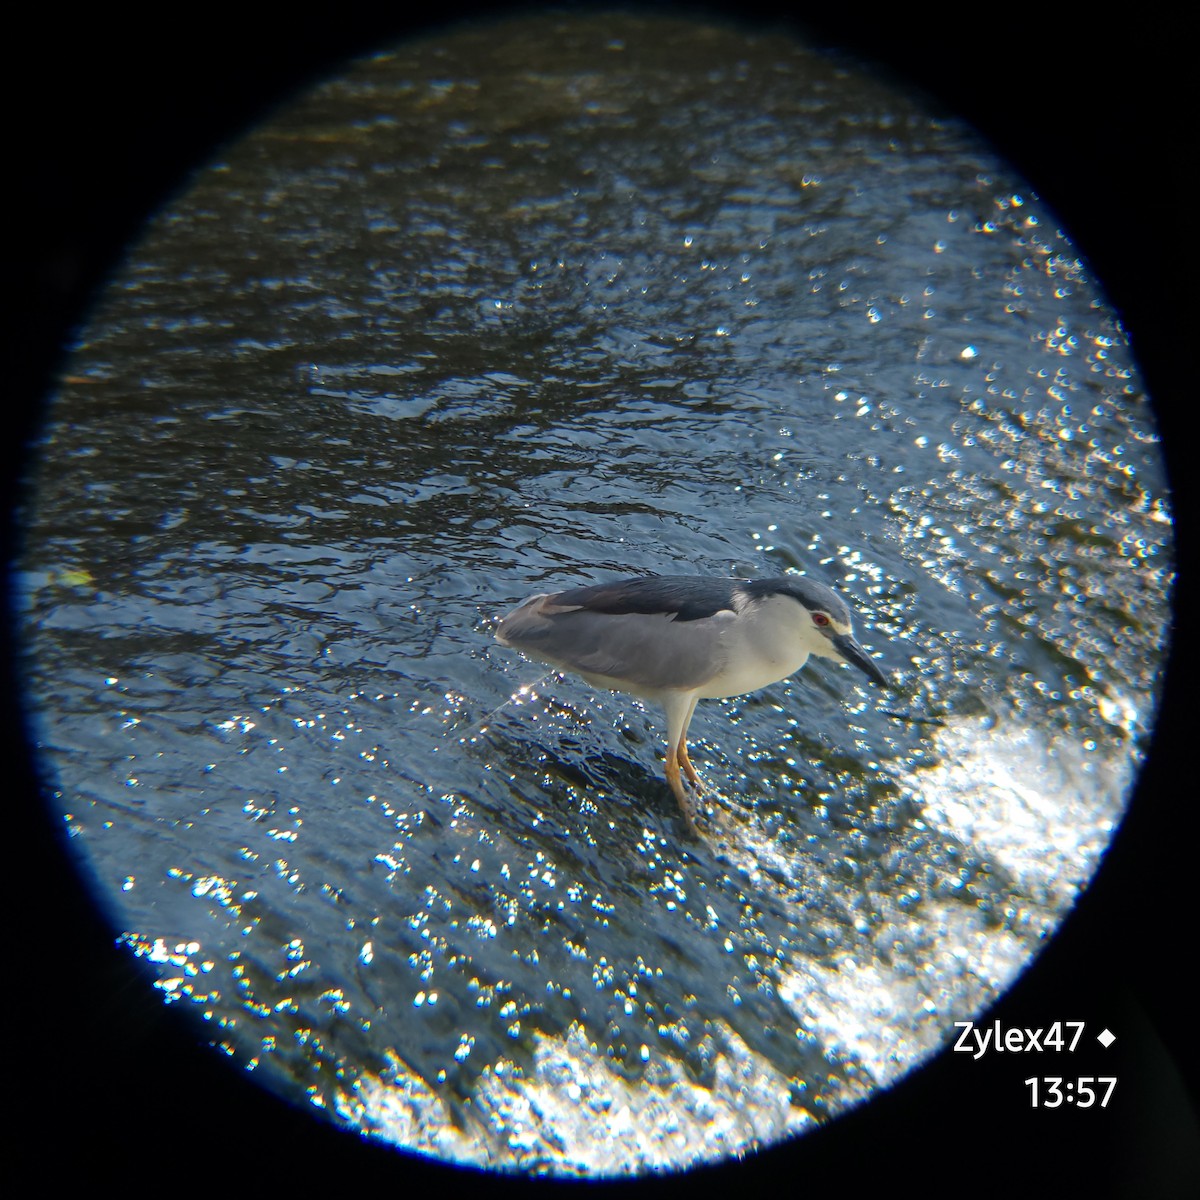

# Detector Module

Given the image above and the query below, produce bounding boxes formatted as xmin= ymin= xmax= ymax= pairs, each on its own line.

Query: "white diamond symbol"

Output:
xmin=1097 ymin=1028 xmax=1116 ymax=1047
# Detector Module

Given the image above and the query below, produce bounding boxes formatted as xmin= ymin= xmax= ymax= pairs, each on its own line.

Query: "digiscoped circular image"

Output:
xmin=10 ymin=8 xmax=1188 ymax=1185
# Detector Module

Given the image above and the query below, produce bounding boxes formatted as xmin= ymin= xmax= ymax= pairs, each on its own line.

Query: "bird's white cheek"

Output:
xmin=824 ymin=640 xmax=857 ymax=666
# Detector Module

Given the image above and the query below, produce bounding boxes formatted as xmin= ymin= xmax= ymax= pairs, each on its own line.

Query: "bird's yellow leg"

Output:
xmin=664 ymin=749 xmax=698 ymax=831
xmin=677 ymin=736 xmax=703 ymax=791
xmin=676 ymin=693 xmax=704 ymax=793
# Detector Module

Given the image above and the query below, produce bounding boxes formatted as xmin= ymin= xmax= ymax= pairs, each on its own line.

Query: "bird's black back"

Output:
xmin=550 ymin=576 xmax=744 ymax=622
xmin=549 ymin=574 xmax=848 ymax=625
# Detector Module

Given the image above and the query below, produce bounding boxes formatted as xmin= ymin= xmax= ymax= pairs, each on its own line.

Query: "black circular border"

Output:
xmin=8 ymin=4 xmax=1195 ymax=1191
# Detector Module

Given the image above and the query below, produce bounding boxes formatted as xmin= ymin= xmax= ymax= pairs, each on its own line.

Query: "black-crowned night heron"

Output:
xmin=494 ymin=574 xmax=889 ymax=828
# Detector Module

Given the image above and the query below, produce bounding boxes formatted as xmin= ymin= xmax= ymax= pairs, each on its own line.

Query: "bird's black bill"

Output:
xmin=833 ymin=633 xmax=889 ymax=688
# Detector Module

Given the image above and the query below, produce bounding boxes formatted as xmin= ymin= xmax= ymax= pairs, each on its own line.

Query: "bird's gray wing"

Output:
xmin=497 ymin=591 xmax=732 ymax=693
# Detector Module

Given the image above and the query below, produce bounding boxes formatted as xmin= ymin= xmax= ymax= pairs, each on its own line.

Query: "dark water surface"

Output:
xmin=16 ymin=13 xmax=1172 ymax=1174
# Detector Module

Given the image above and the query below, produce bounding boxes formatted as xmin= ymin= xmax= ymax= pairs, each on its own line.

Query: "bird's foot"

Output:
xmin=668 ymin=748 xmax=715 ymax=834
xmin=678 ymin=750 xmax=709 ymax=796
xmin=678 ymin=782 xmax=715 ymax=834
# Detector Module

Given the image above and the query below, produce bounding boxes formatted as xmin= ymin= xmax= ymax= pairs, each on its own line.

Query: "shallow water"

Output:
xmin=16 ymin=12 xmax=1172 ymax=1174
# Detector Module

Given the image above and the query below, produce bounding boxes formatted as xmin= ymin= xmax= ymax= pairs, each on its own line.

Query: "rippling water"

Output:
xmin=15 ymin=13 xmax=1172 ymax=1175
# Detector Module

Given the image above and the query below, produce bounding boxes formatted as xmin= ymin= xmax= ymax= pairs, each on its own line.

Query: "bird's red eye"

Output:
xmin=813 ymin=612 xmax=831 ymax=627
